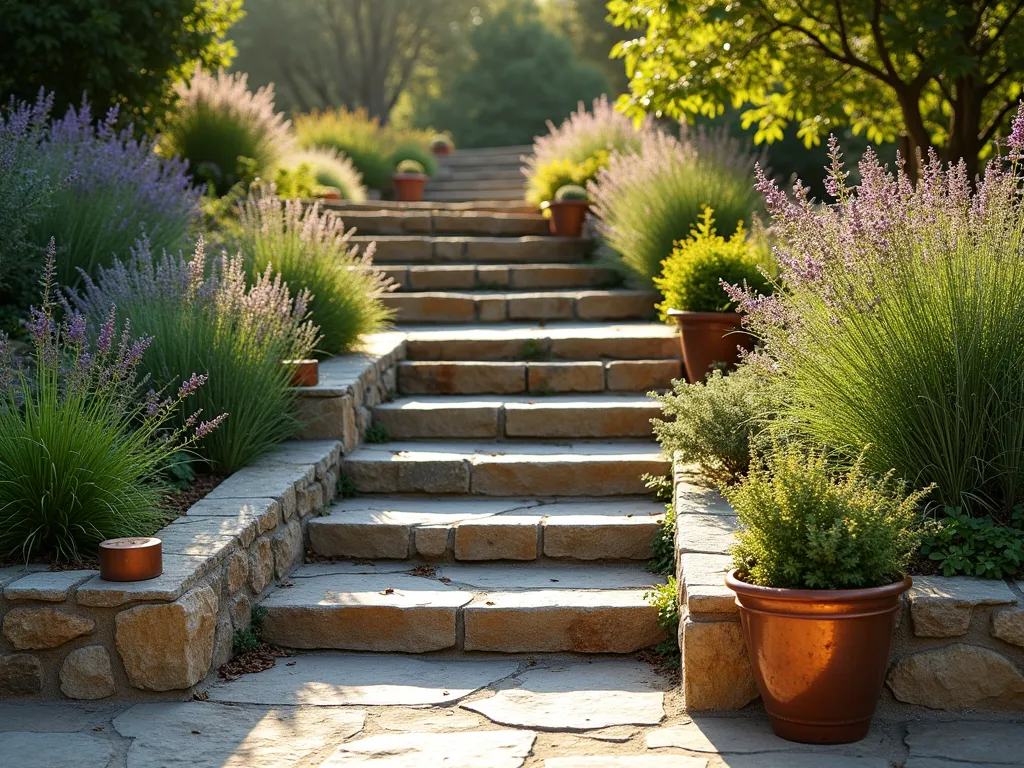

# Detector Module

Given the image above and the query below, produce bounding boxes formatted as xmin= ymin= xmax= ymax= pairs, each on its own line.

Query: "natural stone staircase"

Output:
xmin=424 ymin=145 xmax=531 ymax=202
xmin=259 ymin=202 xmax=682 ymax=657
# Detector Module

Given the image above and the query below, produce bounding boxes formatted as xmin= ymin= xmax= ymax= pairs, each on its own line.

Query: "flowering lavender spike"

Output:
xmin=194 ymin=413 xmax=229 ymax=440
xmin=1009 ymin=101 xmax=1024 ymax=159
xmin=177 ymin=372 xmax=208 ymax=399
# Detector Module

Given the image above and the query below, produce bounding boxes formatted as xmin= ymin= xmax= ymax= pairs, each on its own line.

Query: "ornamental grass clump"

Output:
xmin=277 ymin=147 xmax=367 ymax=202
xmin=654 ymin=208 xmax=773 ymax=318
xmin=726 ymin=108 xmax=1024 ymax=520
xmin=295 ymin=108 xmax=394 ymax=193
xmin=160 ymin=67 xmax=294 ymax=196
xmin=235 ymin=192 xmax=394 ymax=356
xmin=75 ymin=237 xmax=318 ymax=474
xmin=23 ymin=94 xmax=199 ymax=289
xmin=0 ymin=242 xmax=219 ymax=563
xmin=727 ymin=446 xmax=928 ymax=590
xmin=590 ymin=130 xmax=762 ymax=286
xmin=525 ymin=96 xmax=649 ymax=206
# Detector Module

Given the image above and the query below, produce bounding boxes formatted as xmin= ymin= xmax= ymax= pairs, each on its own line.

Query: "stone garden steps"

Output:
xmin=352 ymin=235 xmax=589 ymax=264
xmin=340 ymin=441 xmax=669 ymax=496
xmin=307 ymin=495 xmax=665 ymax=562
xmin=372 ymin=394 xmax=660 ymax=439
xmin=382 ymin=263 xmax=617 ymax=291
xmin=402 ymin=322 xmax=679 ymax=361
xmin=397 ymin=359 xmax=683 ymax=395
xmin=382 ymin=289 xmax=657 ymax=324
xmin=259 ymin=561 xmax=665 ymax=654
xmin=425 ymin=188 xmax=527 ymax=202
xmin=343 ymin=210 xmax=549 ymax=238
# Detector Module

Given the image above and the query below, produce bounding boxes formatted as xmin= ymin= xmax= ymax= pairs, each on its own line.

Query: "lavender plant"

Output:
xmin=22 ymin=94 xmax=200 ymax=289
xmin=525 ymin=96 xmax=650 ymax=206
xmin=589 ymin=130 xmax=762 ymax=286
xmin=234 ymin=192 xmax=394 ymax=356
xmin=0 ymin=241 xmax=219 ymax=563
xmin=75 ymin=237 xmax=319 ymax=473
xmin=726 ymin=106 xmax=1024 ymax=519
xmin=159 ymin=67 xmax=295 ymax=196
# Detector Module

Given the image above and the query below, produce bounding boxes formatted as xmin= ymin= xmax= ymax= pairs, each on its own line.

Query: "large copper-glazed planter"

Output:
xmin=725 ymin=569 xmax=911 ymax=744
xmin=99 ymin=537 xmax=163 ymax=582
xmin=666 ymin=309 xmax=754 ymax=383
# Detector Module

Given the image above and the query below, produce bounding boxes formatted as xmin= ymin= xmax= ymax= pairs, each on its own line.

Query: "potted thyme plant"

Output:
xmin=430 ymin=134 xmax=454 ymax=156
xmin=391 ymin=159 xmax=428 ymax=202
xmin=724 ymin=446 xmax=929 ymax=744
xmin=545 ymin=184 xmax=590 ymax=237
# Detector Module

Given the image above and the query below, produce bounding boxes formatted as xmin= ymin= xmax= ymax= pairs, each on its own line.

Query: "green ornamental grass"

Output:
xmin=277 ymin=147 xmax=367 ymax=202
xmin=295 ymin=108 xmax=395 ymax=193
xmin=235 ymin=192 xmax=395 ymax=357
xmin=0 ymin=242 xmax=220 ymax=562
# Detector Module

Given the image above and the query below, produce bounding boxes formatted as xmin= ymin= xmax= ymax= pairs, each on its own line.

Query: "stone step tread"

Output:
xmin=437 ymin=168 xmax=527 ymax=181
xmin=425 ymin=190 xmax=526 ymax=202
xmin=377 ymin=393 xmax=658 ymax=408
xmin=382 ymin=290 xmax=655 ymax=324
xmin=342 ymin=211 xmax=548 ymax=238
xmin=383 ymin=263 xmax=617 ymax=292
xmin=259 ymin=561 xmax=665 ymax=653
xmin=427 ymin=179 xmax=527 ymax=190
xmin=308 ymin=495 xmax=665 ymax=561
xmin=356 ymin=235 xmax=589 ymax=265
xmin=402 ymin=322 xmax=679 ymax=362
xmin=322 ymin=200 xmax=535 ymax=214
xmin=385 ymin=288 xmax=652 ymax=299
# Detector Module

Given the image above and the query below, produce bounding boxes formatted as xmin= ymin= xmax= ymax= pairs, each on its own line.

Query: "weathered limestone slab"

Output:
xmin=2 ymin=606 xmax=94 ymax=649
xmin=992 ymin=605 xmax=1024 ymax=647
xmin=76 ymin=553 xmax=214 ymax=607
xmin=398 ymin=361 xmax=526 ymax=395
xmin=407 ymin=265 xmax=477 ymax=290
xmin=677 ymin=515 xmax=739 ymax=555
xmin=887 ymin=643 xmax=1024 ymax=709
xmin=374 ymin=399 xmax=501 ymax=438
xmin=576 ymin=291 xmax=656 ymax=321
xmin=3 ymin=570 xmax=95 ymax=602
xmin=685 ymin=583 xmax=738 ymax=617
xmin=114 ymin=701 xmax=365 ymax=768
xmin=503 ymin=396 xmax=657 ymax=439
xmin=506 ymin=292 xmax=576 ymax=320
xmin=270 ymin=518 xmax=302 ymax=579
xmin=675 ymin=481 xmax=734 ymax=515
xmin=605 ymin=360 xmax=682 ymax=392
xmin=157 ymin=516 xmax=254 ymax=559
xmin=542 ymin=499 xmax=664 ymax=560
xmin=208 ymin=654 xmax=518 ymax=705
xmin=463 ymin=660 xmax=665 ymax=730
xmin=59 ymin=645 xmax=115 ymax=700
xmin=454 ymin=515 xmax=540 ymax=560
xmin=908 ymin=576 xmax=1017 ymax=637
xmin=527 ymin=362 xmax=605 ymax=393
xmin=0 ymin=732 xmax=114 ymax=768
xmin=115 ymin=585 xmax=218 ymax=691
xmin=249 ymin=440 xmax=341 ymax=478
xmin=681 ymin=553 xmax=733 ymax=586
xmin=248 ymin=536 xmax=274 ymax=594
xmin=225 ymin=550 xmax=248 ymax=594
xmin=546 ymin=759 xmax=705 ymax=768
xmin=681 ymin=619 xmax=758 ymax=710
xmin=904 ymin=721 xmax=1024 ymax=765
xmin=322 ymin=731 xmax=537 ymax=768
xmin=259 ymin=571 xmax=472 ymax=652
xmin=185 ymin=498 xmax=280 ymax=536
xmin=437 ymin=562 xmax=661 ymax=591
xmin=0 ymin=653 xmax=42 ymax=695
xmin=385 ymin=292 xmax=477 ymax=323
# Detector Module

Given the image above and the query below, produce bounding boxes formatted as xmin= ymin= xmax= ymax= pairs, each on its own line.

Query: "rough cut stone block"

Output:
xmin=527 ymin=362 xmax=604 ymax=393
xmin=415 ymin=526 xmax=451 ymax=559
xmin=407 ymin=266 xmax=476 ymax=291
xmin=271 ymin=519 xmax=303 ymax=579
xmin=678 ymin=515 xmax=739 ymax=556
xmin=686 ymin=584 xmax=739 ymax=617
xmin=476 ymin=296 xmax=508 ymax=322
xmin=309 ymin=516 xmax=411 ymax=560
xmin=0 ymin=653 xmax=42 ymax=695
xmin=576 ymin=291 xmax=656 ymax=321
xmin=550 ymin=335 xmax=677 ymax=361
xmin=294 ymin=395 xmax=356 ymax=445
xmin=471 ymin=458 xmax=660 ymax=496
xmin=682 ymin=618 xmax=758 ymax=710
xmin=397 ymin=460 xmax=470 ymax=493
xmin=993 ymin=606 xmax=1024 ymax=647
xmin=399 ymin=362 xmax=526 ymax=395
xmin=3 ymin=570 xmax=95 ymax=602
xmin=454 ymin=517 xmax=539 ymax=560
xmin=909 ymin=576 xmax=1017 ymax=638
xmin=3 ymin=606 xmax=95 ymax=650
xmin=248 ymin=536 xmax=275 ymax=595
xmin=60 ymin=645 xmax=115 ymax=700
xmin=542 ymin=516 xmax=658 ymax=561
xmin=504 ymin=402 xmax=655 ymax=439
xmin=75 ymin=554 xmax=212 ymax=608
xmin=476 ymin=265 xmax=511 ymax=287
xmin=507 ymin=293 xmax=575 ymax=320
xmin=375 ymin=402 xmax=500 ymax=439
xmin=386 ymin=293 xmax=476 ymax=323
xmin=887 ymin=643 xmax=1024 ymax=709
xmin=432 ymin=237 xmax=466 ymax=261
xmin=606 ymin=360 xmax=683 ymax=392
xmin=230 ymin=593 xmax=252 ymax=630
xmin=115 ymin=585 xmax=218 ymax=692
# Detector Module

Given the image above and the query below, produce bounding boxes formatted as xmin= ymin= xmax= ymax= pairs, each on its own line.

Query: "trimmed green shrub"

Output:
xmin=389 ymin=143 xmax=438 ymax=177
xmin=920 ymin=507 xmax=1024 ymax=579
xmin=395 ymin=159 xmax=426 ymax=176
xmin=269 ymin=162 xmax=325 ymax=201
xmin=159 ymin=67 xmax=294 ymax=196
xmin=554 ymin=184 xmax=588 ymax=202
xmin=727 ymin=446 xmax=928 ymax=589
xmin=651 ymin=363 xmax=771 ymax=487
xmin=75 ymin=237 xmax=318 ymax=474
xmin=235 ymin=193 xmax=394 ymax=356
xmin=590 ymin=130 xmax=762 ymax=286
xmin=0 ymin=243 xmax=217 ymax=562
xmin=277 ymin=148 xmax=367 ymax=202
xmin=654 ymin=209 xmax=772 ymax=317
xmin=295 ymin=108 xmax=394 ymax=193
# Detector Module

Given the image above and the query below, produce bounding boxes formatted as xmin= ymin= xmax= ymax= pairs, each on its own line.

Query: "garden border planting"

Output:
xmin=0 ymin=343 xmax=404 ymax=702
xmin=673 ymin=455 xmax=1024 ymax=713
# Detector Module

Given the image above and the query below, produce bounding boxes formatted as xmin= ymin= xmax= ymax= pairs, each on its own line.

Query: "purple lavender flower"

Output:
xmin=97 ymin=307 xmax=116 ymax=355
xmin=1009 ymin=101 xmax=1024 ymax=159
xmin=194 ymin=413 xmax=228 ymax=440
xmin=177 ymin=372 xmax=207 ymax=399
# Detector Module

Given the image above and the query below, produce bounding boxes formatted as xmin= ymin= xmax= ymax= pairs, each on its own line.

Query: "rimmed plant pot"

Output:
xmin=547 ymin=200 xmax=589 ymax=237
xmin=667 ymin=308 xmax=753 ymax=382
xmin=282 ymin=359 xmax=318 ymax=387
xmin=431 ymin=144 xmax=453 ymax=156
xmin=725 ymin=570 xmax=911 ymax=745
xmin=392 ymin=173 xmax=427 ymax=202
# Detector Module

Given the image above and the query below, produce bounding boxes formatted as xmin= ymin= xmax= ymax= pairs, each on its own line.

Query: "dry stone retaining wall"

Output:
xmin=0 ymin=341 xmax=404 ymax=702
xmin=673 ymin=456 xmax=1024 ymax=713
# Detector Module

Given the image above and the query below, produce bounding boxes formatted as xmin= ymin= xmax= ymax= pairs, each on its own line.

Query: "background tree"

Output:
xmin=609 ymin=0 xmax=1024 ymax=178
xmin=0 ymin=0 xmax=242 ymax=132
xmin=231 ymin=0 xmax=475 ymax=122
xmin=541 ymin=0 xmax=632 ymax=94
xmin=421 ymin=6 xmax=608 ymax=147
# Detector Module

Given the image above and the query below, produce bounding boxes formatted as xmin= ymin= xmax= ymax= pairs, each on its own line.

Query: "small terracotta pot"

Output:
xmin=392 ymin=173 xmax=427 ymax=202
xmin=282 ymin=359 xmax=318 ymax=387
xmin=99 ymin=537 xmax=162 ymax=582
xmin=726 ymin=570 xmax=911 ymax=744
xmin=547 ymin=200 xmax=589 ymax=237
xmin=431 ymin=144 xmax=453 ymax=156
xmin=667 ymin=309 xmax=753 ymax=382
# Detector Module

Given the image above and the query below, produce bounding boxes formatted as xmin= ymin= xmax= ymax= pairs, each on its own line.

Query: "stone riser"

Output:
xmin=353 ymin=236 xmax=588 ymax=264
xmin=397 ymin=360 xmax=682 ymax=395
xmin=425 ymin=189 xmax=526 ymax=203
xmin=372 ymin=400 xmax=658 ymax=440
xmin=382 ymin=291 xmax=656 ymax=324
xmin=383 ymin=264 xmax=616 ymax=292
xmin=344 ymin=212 xmax=548 ymax=238
xmin=433 ymin=167 xmax=526 ymax=182
xmin=426 ymin=179 xmax=527 ymax=192
xmin=405 ymin=334 xmax=679 ymax=362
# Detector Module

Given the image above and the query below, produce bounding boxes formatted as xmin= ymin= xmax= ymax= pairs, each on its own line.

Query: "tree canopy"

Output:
xmin=0 ymin=0 xmax=242 ymax=132
xmin=609 ymin=0 xmax=1024 ymax=177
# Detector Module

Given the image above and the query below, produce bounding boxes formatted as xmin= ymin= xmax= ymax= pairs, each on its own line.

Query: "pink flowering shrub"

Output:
xmin=728 ymin=106 xmax=1024 ymax=518
xmin=0 ymin=241 xmax=219 ymax=562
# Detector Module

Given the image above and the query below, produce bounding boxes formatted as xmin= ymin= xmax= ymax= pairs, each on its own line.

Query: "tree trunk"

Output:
xmin=895 ymin=86 xmax=929 ymax=181
xmin=947 ymin=75 xmax=984 ymax=182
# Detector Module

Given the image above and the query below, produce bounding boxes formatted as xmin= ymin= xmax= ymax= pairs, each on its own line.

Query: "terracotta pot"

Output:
xmin=392 ymin=173 xmax=427 ymax=202
xmin=667 ymin=309 xmax=753 ymax=382
xmin=431 ymin=144 xmax=453 ymax=156
xmin=282 ymin=359 xmax=318 ymax=387
xmin=726 ymin=570 xmax=911 ymax=744
xmin=99 ymin=537 xmax=162 ymax=582
xmin=547 ymin=200 xmax=589 ymax=237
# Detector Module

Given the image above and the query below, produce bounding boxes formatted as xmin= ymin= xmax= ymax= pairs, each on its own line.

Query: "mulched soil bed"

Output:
xmin=161 ymin=474 xmax=226 ymax=517
xmin=217 ymin=644 xmax=292 ymax=682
